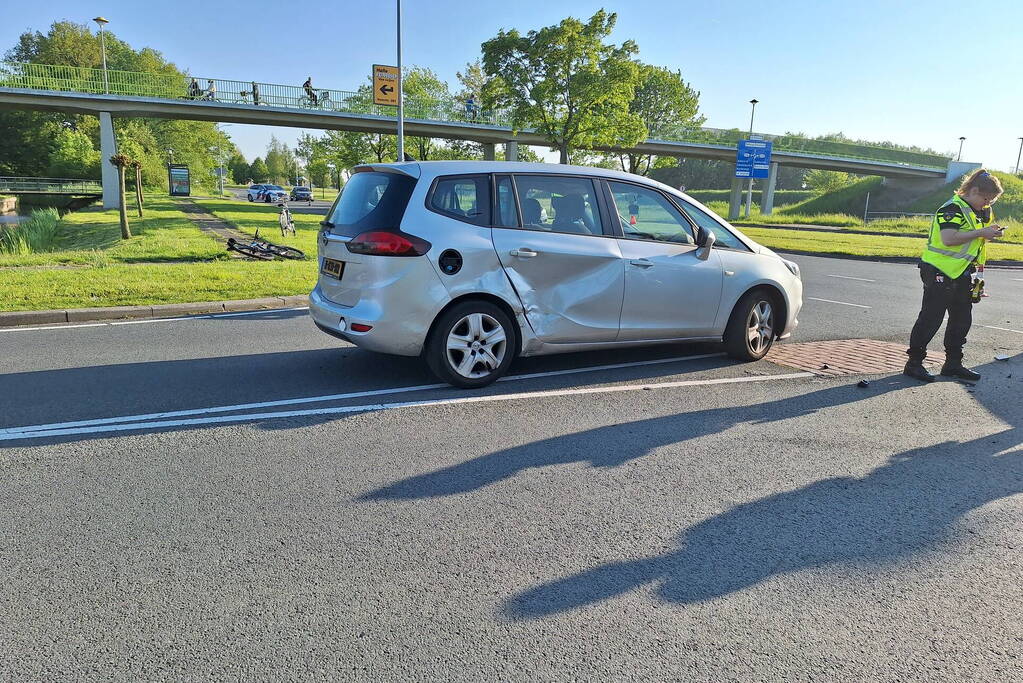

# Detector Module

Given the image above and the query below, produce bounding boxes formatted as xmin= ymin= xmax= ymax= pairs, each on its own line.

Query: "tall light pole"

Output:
xmin=396 ymin=0 xmax=405 ymax=162
xmin=957 ymin=136 xmax=966 ymax=162
xmin=745 ymin=98 xmax=759 ymax=218
xmin=93 ymin=17 xmax=110 ymax=94
xmin=1015 ymin=137 xmax=1023 ymax=176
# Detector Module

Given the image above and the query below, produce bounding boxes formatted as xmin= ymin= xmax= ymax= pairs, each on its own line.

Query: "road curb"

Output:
xmin=0 ymin=295 xmax=309 ymax=328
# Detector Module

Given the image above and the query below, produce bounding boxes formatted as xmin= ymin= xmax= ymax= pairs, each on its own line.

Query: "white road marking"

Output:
xmin=1 ymin=353 xmax=725 ymax=436
xmin=1 ymin=372 xmax=813 ymax=442
xmin=807 ymin=297 xmax=871 ymax=309
xmin=0 ymin=307 xmax=308 ymax=332
xmin=825 ymin=274 xmax=875 ymax=282
xmin=977 ymin=324 xmax=1023 ymax=335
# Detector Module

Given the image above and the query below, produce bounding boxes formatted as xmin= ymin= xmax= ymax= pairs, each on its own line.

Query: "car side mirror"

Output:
xmin=697 ymin=229 xmax=716 ymax=260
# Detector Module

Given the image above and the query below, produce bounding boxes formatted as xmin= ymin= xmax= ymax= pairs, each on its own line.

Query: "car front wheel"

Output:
xmin=724 ymin=290 xmax=778 ymax=361
xmin=247 ymin=195 xmax=253 ymax=202
xmin=425 ymin=301 xmax=516 ymax=388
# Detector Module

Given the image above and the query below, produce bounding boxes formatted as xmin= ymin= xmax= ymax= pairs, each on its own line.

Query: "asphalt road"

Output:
xmin=228 ymin=187 xmax=334 ymax=214
xmin=2 ymin=253 xmax=1022 ymax=680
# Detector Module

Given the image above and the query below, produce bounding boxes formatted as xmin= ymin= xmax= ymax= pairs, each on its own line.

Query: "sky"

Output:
xmin=4 ymin=0 xmax=1023 ymax=171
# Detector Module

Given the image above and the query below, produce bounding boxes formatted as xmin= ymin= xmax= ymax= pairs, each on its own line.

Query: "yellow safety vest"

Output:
xmin=920 ymin=194 xmax=992 ymax=279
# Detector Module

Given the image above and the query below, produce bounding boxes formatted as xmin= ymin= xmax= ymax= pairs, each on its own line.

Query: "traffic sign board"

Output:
xmin=735 ymin=139 xmax=773 ymax=179
xmin=373 ymin=64 xmax=400 ymax=106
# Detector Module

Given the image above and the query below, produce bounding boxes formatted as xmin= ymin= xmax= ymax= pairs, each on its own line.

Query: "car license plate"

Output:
xmin=321 ymin=258 xmax=344 ymax=279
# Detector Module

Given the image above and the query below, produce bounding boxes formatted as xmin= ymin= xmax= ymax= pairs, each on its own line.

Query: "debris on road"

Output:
xmin=857 ymin=380 xmax=870 ymax=388
xmin=995 ymin=354 xmax=1010 ymax=361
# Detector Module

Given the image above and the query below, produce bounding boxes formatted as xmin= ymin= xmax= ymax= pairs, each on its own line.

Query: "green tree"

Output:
xmin=46 ymin=128 xmax=100 ymax=179
xmin=403 ymin=67 xmax=451 ymax=160
xmin=227 ymin=153 xmax=249 ymax=184
xmin=613 ymin=64 xmax=704 ymax=176
xmin=264 ymin=136 xmax=296 ymax=184
xmin=249 ymin=157 xmax=269 ymax=182
xmin=804 ymin=169 xmax=853 ymax=194
xmin=482 ymin=10 xmax=644 ymax=163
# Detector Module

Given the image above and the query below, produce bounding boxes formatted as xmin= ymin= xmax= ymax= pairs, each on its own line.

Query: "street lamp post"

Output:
xmin=745 ymin=98 xmax=759 ymax=218
xmin=1015 ymin=137 xmax=1023 ymax=176
xmin=957 ymin=136 xmax=966 ymax=162
xmin=93 ymin=17 xmax=110 ymax=94
xmin=396 ymin=0 xmax=405 ymax=161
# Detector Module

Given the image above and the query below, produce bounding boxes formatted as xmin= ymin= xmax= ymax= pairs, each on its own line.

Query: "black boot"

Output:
xmin=904 ymin=361 xmax=936 ymax=383
xmin=940 ymin=363 xmax=981 ymax=382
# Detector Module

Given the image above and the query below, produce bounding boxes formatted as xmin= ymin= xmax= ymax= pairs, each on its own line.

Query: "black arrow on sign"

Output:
xmin=379 ymin=85 xmax=394 ymax=95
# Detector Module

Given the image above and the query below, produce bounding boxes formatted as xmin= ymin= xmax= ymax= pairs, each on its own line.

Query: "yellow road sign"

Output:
xmin=373 ymin=64 xmax=400 ymax=107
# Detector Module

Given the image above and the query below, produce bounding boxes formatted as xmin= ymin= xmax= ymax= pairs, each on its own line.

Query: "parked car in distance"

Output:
xmin=290 ymin=186 xmax=313 ymax=201
xmin=246 ymin=184 xmax=266 ymax=202
xmin=309 ymin=161 xmax=803 ymax=388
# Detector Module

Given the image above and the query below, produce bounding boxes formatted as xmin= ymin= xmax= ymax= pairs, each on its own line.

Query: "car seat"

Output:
xmin=521 ymin=197 xmax=544 ymax=226
xmin=551 ymin=194 xmax=594 ymax=234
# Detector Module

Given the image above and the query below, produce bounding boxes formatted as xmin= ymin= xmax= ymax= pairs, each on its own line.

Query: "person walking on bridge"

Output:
xmin=904 ymin=169 xmax=1004 ymax=383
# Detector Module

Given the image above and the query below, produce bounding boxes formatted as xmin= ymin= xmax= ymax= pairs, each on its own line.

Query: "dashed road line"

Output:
xmin=825 ymin=274 xmax=876 ymax=282
xmin=807 ymin=297 xmax=871 ymax=309
xmin=977 ymin=324 xmax=1023 ymax=335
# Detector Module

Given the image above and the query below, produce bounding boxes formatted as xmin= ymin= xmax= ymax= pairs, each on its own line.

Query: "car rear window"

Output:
xmin=326 ymin=171 xmax=416 ymax=237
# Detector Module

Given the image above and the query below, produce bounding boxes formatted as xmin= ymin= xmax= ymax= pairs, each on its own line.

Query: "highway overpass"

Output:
xmin=0 ymin=62 xmax=969 ymax=214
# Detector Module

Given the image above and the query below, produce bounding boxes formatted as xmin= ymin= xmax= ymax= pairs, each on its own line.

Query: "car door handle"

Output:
xmin=510 ymin=248 xmax=538 ymax=258
xmin=629 ymin=259 xmax=654 ymax=268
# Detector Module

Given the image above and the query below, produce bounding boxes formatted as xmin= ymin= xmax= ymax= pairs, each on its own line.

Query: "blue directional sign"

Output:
xmin=735 ymin=139 xmax=773 ymax=179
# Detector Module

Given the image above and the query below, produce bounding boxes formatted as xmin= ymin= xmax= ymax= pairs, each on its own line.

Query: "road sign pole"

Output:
xmin=396 ymin=0 xmax=404 ymax=161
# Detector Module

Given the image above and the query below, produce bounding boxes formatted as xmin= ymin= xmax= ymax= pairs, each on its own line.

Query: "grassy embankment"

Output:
xmin=715 ymin=172 xmax=1023 ymax=259
xmin=0 ymin=197 xmax=314 ymax=312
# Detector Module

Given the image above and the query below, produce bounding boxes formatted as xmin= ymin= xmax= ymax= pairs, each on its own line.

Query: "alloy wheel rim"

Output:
xmin=446 ymin=313 xmax=507 ymax=379
xmin=746 ymin=300 xmax=774 ymax=355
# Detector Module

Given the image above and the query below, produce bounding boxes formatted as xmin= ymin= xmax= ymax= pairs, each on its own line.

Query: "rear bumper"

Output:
xmin=308 ymin=285 xmax=435 ymax=357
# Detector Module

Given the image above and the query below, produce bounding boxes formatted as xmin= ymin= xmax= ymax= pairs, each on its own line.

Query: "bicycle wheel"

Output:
xmin=227 ymin=238 xmax=275 ymax=260
xmin=320 ymin=94 xmax=332 ymax=109
xmin=266 ymin=244 xmax=306 ymax=260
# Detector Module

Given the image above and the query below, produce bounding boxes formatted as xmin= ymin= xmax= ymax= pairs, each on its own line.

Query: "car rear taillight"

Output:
xmin=346 ymin=230 xmax=431 ymax=257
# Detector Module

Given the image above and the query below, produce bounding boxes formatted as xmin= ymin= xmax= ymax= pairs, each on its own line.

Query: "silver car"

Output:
xmin=309 ymin=161 xmax=802 ymax=388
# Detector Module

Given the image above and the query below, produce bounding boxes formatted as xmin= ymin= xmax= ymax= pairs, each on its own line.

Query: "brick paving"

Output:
xmin=766 ymin=339 xmax=944 ymax=377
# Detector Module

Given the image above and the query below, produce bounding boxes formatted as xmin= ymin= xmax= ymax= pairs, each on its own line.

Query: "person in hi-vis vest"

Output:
xmin=905 ymin=169 xmax=1005 ymax=383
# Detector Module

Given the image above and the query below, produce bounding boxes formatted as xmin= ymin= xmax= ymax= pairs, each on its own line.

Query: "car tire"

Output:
xmin=723 ymin=289 xmax=778 ymax=361
xmin=425 ymin=300 xmax=517 ymax=389
xmin=247 ymin=195 xmax=253 ymax=202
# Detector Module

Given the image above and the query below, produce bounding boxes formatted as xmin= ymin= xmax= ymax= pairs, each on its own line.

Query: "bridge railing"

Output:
xmin=0 ymin=176 xmax=103 ymax=194
xmin=0 ymin=61 xmax=951 ymax=170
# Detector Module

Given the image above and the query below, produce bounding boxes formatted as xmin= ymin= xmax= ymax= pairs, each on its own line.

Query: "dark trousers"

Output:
xmin=907 ymin=262 xmax=973 ymax=365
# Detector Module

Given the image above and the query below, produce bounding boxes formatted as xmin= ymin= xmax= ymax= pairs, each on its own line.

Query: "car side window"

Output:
xmin=608 ymin=182 xmax=695 ymax=245
xmin=513 ymin=175 xmax=604 ymax=236
xmin=429 ymin=175 xmax=490 ymax=226
xmin=676 ymin=198 xmax=749 ymax=251
xmin=495 ymin=176 xmax=518 ymax=227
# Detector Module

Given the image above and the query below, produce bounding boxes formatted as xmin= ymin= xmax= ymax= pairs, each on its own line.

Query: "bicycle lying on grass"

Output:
xmin=226 ymin=229 xmax=305 ymax=260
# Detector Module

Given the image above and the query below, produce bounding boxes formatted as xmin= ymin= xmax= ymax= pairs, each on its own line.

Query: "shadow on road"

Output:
xmin=359 ymin=377 xmax=912 ymax=502
xmin=497 ymin=354 xmax=1023 ymax=620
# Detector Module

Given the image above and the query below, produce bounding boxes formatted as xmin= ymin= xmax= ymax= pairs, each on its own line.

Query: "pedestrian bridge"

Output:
xmin=0 ymin=177 xmax=102 ymax=195
xmin=0 ymin=61 xmax=965 ymax=212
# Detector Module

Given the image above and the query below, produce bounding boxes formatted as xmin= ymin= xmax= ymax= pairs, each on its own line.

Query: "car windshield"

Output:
xmin=294 ymin=187 xmax=309 ymax=191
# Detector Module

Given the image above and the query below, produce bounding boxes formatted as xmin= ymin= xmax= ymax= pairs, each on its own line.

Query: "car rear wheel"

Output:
xmin=247 ymin=195 xmax=253 ymax=202
xmin=425 ymin=301 xmax=516 ymax=389
xmin=724 ymin=290 xmax=777 ymax=361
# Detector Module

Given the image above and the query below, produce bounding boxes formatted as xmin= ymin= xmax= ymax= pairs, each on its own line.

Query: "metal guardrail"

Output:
xmin=0 ymin=176 xmax=102 ymax=194
xmin=0 ymin=61 xmax=952 ymax=170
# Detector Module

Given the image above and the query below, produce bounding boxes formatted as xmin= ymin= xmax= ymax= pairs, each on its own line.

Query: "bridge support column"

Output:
xmin=761 ymin=162 xmax=779 ymax=215
xmin=99 ymin=112 xmax=119 ymax=209
xmin=728 ymin=173 xmax=743 ymax=221
xmin=505 ymin=140 xmax=518 ymax=162
xmin=482 ymin=143 xmax=496 ymax=161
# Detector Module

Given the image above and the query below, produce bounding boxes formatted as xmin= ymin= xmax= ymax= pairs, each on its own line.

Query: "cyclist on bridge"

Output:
xmin=303 ymin=77 xmax=318 ymax=106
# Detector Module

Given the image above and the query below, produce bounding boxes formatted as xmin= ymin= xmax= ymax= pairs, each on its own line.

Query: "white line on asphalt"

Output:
xmin=0 ymin=372 xmax=813 ymax=441
xmin=1 ymin=353 xmax=725 ymax=435
xmin=0 ymin=322 xmax=110 ymax=332
xmin=0 ymin=307 xmax=308 ymax=332
xmin=977 ymin=324 xmax=1023 ymax=335
xmin=825 ymin=274 xmax=876 ymax=282
xmin=807 ymin=297 xmax=871 ymax=309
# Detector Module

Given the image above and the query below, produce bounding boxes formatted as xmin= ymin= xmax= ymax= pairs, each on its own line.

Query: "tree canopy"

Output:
xmin=482 ymin=10 xmax=645 ymax=164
